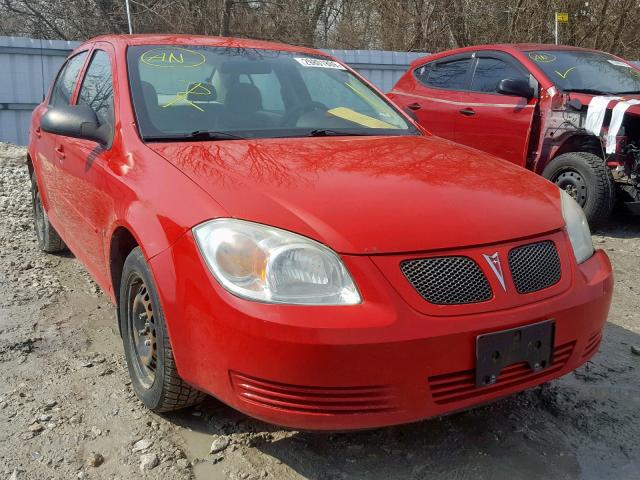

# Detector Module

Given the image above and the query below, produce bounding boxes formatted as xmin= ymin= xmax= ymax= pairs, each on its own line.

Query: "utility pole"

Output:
xmin=125 ymin=0 xmax=133 ymax=34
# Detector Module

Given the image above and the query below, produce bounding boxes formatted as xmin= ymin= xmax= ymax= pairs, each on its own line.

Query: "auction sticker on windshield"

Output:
xmin=295 ymin=57 xmax=346 ymax=69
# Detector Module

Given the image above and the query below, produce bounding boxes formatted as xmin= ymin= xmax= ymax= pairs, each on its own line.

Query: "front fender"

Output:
xmin=104 ymin=144 xmax=228 ymax=297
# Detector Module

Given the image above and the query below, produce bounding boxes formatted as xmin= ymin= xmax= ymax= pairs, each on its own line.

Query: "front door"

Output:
xmin=54 ymin=45 xmax=116 ymax=285
xmin=454 ymin=52 xmax=538 ymax=166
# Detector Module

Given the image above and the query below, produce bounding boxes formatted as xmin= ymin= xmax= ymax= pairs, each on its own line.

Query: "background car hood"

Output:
xmin=567 ymin=92 xmax=640 ymax=115
xmin=149 ymin=135 xmax=564 ymax=254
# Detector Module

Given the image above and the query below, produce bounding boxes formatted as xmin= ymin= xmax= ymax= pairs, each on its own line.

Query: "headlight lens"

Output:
xmin=193 ymin=219 xmax=361 ymax=305
xmin=560 ymin=189 xmax=594 ymax=263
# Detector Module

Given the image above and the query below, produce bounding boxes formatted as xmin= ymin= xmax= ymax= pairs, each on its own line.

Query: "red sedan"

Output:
xmin=28 ymin=35 xmax=612 ymax=430
xmin=389 ymin=44 xmax=640 ymax=227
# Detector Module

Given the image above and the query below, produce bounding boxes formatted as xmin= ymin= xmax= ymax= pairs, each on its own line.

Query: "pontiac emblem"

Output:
xmin=483 ymin=252 xmax=506 ymax=291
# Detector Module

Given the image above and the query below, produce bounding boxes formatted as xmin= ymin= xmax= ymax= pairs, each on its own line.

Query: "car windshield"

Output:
xmin=126 ymin=45 xmax=416 ymax=140
xmin=527 ymin=49 xmax=640 ymax=95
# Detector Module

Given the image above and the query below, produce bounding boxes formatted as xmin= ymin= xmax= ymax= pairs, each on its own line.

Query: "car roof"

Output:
xmin=509 ymin=43 xmax=605 ymax=53
xmin=74 ymin=34 xmax=326 ymax=57
xmin=409 ymin=43 xmax=608 ymax=67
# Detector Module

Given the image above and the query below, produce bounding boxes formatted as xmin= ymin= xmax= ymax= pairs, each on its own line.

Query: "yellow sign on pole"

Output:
xmin=556 ymin=12 xmax=569 ymax=23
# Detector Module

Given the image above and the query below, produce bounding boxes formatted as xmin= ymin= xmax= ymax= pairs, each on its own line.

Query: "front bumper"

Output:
xmin=150 ymin=232 xmax=613 ymax=430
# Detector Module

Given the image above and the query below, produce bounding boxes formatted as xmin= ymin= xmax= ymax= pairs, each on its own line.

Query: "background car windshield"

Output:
xmin=127 ymin=45 xmax=414 ymax=139
xmin=527 ymin=49 xmax=640 ymax=94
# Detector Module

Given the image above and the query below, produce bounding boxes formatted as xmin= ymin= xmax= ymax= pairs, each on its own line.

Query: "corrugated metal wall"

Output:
xmin=322 ymin=49 xmax=428 ymax=92
xmin=0 ymin=36 xmax=428 ymax=145
xmin=0 ymin=37 xmax=81 ymax=145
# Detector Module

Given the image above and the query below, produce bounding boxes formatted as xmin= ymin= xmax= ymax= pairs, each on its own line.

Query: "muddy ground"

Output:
xmin=1 ymin=143 xmax=639 ymax=480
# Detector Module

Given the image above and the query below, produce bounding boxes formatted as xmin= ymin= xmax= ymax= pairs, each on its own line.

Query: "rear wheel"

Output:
xmin=542 ymin=151 xmax=615 ymax=228
xmin=30 ymin=171 xmax=66 ymax=253
xmin=120 ymin=247 xmax=205 ymax=412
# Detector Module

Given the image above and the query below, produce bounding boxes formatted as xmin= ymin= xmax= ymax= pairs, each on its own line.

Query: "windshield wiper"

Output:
xmin=563 ymin=88 xmax=615 ymax=95
xmin=307 ymin=129 xmax=375 ymax=137
xmin=143 ymin=130 xmax=245 ymax=142
xmin=612 ymin=90 xmax=640 ymax=95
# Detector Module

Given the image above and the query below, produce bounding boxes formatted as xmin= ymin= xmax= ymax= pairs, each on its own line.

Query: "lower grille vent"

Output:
xmin=230 ymin=372 xmax=399 ymax=415
xmin=428 ymin=341 xmax=575 ymax=405
xmin=582 ymin=331 xmax=602 ymax=359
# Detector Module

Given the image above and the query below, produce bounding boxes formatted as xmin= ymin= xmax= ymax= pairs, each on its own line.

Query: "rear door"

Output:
xmin=55 ymin=44 xmax=116 ymax=285
xmin=35 ymin=51 xmax=88 ymax=226
xmin=390 ymin=54 xmax=472 ymax=141
xmin=455 ymin=51 xmax=538 ymax=165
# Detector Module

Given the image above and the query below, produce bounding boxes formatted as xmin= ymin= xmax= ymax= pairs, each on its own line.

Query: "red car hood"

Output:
xmin=567 ymin=92 xmax=640 ymax=114
xmin=149 ymin=135 xmax=564 ymax=254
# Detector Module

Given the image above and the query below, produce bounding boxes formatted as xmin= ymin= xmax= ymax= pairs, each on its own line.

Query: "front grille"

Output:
xmin=508 ymin=241 xmax=561 ymax=294
xmin=428 ymin=341 xmax=575 ymax=405
xmin=401 ymin=257 xmax=492 ymax=305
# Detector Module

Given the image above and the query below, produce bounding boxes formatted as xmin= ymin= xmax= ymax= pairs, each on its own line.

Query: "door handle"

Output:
xmin=55 ymin=145 xmax=65 ymax=160
xmin=459 ymin=108 xmax=476 ymax=116
xmin=407 ymin=102 xmax=422 ymax=111
xmin=34 ymin=126 xmax=42 ymax=138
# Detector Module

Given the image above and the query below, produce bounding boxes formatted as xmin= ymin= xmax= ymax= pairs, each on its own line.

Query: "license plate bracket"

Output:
xmin=475 ymin=320 xmax=555 ymax=388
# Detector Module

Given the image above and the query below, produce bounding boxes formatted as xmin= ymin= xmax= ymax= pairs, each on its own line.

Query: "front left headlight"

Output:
xmin=193 ymin=218 xmax=361 ymax=305
xmin=560 ymin=189 xmax=594 ymax=264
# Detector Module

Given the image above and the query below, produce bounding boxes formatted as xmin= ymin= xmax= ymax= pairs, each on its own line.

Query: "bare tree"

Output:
xmin=1 ymin=0 xmax=640 ymax=58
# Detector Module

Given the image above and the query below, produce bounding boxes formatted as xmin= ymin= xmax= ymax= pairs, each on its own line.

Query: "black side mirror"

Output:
xmin=41 ymin=104 xmax=110 ymax=146
xmin=497 ymin=78 xmax=535 ymax=99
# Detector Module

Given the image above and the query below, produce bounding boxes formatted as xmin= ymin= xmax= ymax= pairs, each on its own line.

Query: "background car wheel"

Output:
xmin=30 ymin=171 xmax=67 ymax=253
xmin=542 ymin=151 xmax=615 ymax=228
xmin=120 ymin=247 xmax=205 ymax=412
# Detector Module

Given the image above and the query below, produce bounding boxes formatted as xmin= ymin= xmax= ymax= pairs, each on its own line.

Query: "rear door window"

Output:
xmin=415 ymin=58 xmax=471 ymax=90
xmin=471 ymin=57 xmax=528 ymax=94
xmin=49 ymin=52 xmax=88 ymax=106
xmin=414 ymin=63 xmax=432 ymax=85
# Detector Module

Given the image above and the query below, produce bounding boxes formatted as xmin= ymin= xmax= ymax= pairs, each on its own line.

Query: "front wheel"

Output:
xmin=120 ymin=247 xmax=205 ymax=412
xmin=542 ymin=151 xmax=615 ymax=228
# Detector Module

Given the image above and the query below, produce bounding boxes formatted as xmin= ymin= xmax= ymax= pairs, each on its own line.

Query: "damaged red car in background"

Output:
xmin=390 ymin=44 xmax=640 ymax=227
xmin=27 ymin=35 xmax=613 ymax=430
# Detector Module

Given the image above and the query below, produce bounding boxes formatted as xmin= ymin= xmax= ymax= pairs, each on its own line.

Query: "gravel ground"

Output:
xmin=1 ymin=143 xmax=639 ymax=480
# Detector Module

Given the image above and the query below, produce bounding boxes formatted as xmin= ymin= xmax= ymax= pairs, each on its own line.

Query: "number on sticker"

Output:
xmin=295 ymin=57 xmax=346 ymax=70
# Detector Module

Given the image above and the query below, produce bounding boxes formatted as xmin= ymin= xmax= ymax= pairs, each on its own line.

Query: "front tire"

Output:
xmin=30 ymin=171 xmax=66 ymax=253
xmin=542 ymin=151 xmax=615 ymax=228
xmin=120 ymin=247 xmax=205 ymax=412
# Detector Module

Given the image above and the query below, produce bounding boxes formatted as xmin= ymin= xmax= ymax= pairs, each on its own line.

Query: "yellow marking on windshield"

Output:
xmin=327 ymin=107 xmax=394 ymax=129
xmin=529 ymin=52 xmax=556 ymax=63
xmin=141 ymin=48 xmax=206 ymax=68
xmin=555 ymin=67 xmax=576 ymax=79
xmin=161 ymin=82 xmax=213 ymax=112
